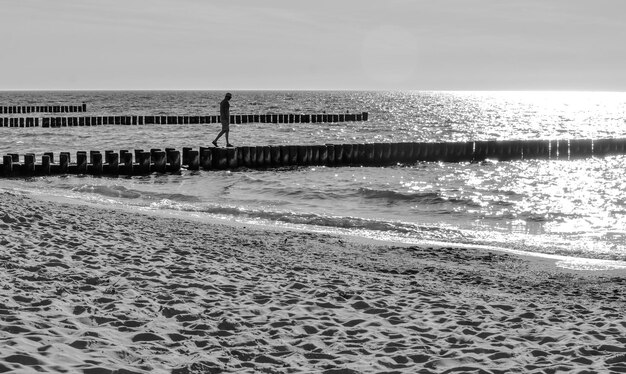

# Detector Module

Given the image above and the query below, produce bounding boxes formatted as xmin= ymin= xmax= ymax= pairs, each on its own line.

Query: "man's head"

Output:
xmin=225 ymin=93 xmax=232 ymax=100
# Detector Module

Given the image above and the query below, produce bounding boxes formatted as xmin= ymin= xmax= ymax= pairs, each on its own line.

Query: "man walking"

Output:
xmin=213 ymin=92 xmax=233 ymax=147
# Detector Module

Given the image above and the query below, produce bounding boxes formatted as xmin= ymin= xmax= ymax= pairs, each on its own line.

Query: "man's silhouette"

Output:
xmin=213 ymin=93 xmax=233 ymax=147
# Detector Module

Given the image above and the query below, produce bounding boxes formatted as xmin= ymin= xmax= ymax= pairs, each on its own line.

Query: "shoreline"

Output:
xmin=2 ymin=191 xmax=626 ymax=373
xmin=23 ymin=188 xmax=626 ymax=276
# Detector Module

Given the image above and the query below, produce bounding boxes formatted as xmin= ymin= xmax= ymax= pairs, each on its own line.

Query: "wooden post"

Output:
xmin=593 ymin=139 xmax=610 ymax=157
xmin=153 ymin=151 xmax=167 ymax=173
xmin=569 ymin=139 xmax=592 ymax=159
xmin=187 ymin=150 xmax=199 ymax=170
xmin=150 ymin=148 xmax=161 ymax=161
xmin=381 ymin=143 xmax=392 ymax=164
xmin=332 ymin=145 xmax=343 ymax=166
xmin=297 ymin=146 xmax=308 ymax=165
xmin=2 ymin=155 xmax=12 ymax=176
xmin=254 ymin=146 xmax=264 ymax=167
xmin=167 ymin=150 xmax=181 ymax=172
xmin=200 ymin=147 xmax=212 ymax=170
xmin=59 ymin=152 xmax=69 ymax=174
xmin=120 ymin=151 xmax=133 ymax=175
xmin=548 ymin=140 xmax=557 ymax=159
xmin=470 ymin=141 xmax=486 ymax=162
xmin=240 ymin=146 xmax=251 ymax=167
xmin=212 ymin=148 xmax=227 ymax=169
xmin=91 ymin=152 xmax=103 ymax=175
xmin=261 ymin=146 xmax=270 ymax=166
xmin=137 ymin=151 xmax=151 ymax=174
xmin=247 ymin=147 xmax=257 ymax=167
xmin=183 ymin=147 xmax=192 ymax=166
xmin=441 ymin=142 xmax=464 ymax=162
xmin=134 ymin=149 xmax=143 ymax=165
xmin=342 ymin=144 xmax=353 ymax=165
xmin=288 ymin=145 xmax=298 ymax=165
xmin=270 ymin=146 xmax=281 ymax=166
xmin=89 ymin=150 xmax=98 ymax=165
xmin=308 ymin=145 xmax=319 ymax=165
xmin=104 ymin=150 xmax=114 ymax=163
xmin=227 ymin=148 xmax=238 ymax=169
xmin=43 ymin=152 xmax=54 ymax=164
xmin=318 ymin=145 xmax=328 ymax=165
xmin=106 ymin=152 xmax=119 ymax=175
xmin=373 ymin=143 xmax=384 ymax=164
xmin=362 ymin=143 xmax=376 ymax=165
xmin=280 ymin=145 xmax=290 ymax=165
xmin=326 ymin=144 xmax=335 ymax=166
xmin=77 ymin=152 xmax=87 ymax=174
xmin=521 ymin=140 xmax=539 ymax=160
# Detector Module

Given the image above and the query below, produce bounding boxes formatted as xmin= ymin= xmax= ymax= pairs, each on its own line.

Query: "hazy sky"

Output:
xmin=2 ymin=0 xmax=624 ymax=91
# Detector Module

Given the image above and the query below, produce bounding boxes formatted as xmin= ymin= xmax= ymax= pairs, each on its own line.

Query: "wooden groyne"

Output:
xmin=0 ymin=112 xmax=369 ymax=128
xmin=2 ymin=138 xmax=625 ymax=177
xmin=1 ymin=104 xmax=86 ymax=114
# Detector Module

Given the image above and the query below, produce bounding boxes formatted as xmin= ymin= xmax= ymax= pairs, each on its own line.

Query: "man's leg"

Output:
xmin=213 ymin=130 xmax=225 ymax=146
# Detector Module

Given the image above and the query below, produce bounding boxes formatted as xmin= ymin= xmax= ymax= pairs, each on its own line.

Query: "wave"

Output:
xmin=143 ymin=198 xmax=468 ymax=241
xmin=69 ymin=184 xmax=202 ymax=203
xmin=358 ymin=187 xmax=482 ymax=207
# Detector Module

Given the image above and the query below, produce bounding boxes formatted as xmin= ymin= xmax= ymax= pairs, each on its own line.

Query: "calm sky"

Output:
xmin=2 ymin=0 xmax=624 ymax=91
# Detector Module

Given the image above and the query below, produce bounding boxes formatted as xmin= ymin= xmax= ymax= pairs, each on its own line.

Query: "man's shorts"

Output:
xmin=221 ymin=121 xmax=229 ymax=131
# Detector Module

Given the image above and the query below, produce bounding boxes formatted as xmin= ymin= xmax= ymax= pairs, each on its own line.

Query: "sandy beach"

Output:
xmin=1 ymin=190 xmax=625 ymax=373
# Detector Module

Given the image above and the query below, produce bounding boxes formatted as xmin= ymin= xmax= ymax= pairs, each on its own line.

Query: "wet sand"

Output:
xmin=1 ymin=191 xmax=625 ymax=373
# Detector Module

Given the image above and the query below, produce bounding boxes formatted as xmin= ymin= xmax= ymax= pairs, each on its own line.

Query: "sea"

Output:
xmin=1 ymin=90 xmax=626 ymax=269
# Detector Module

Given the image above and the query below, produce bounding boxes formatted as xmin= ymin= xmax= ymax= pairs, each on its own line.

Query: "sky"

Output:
xmin=1 ymin=0 xmax=625 ymax=91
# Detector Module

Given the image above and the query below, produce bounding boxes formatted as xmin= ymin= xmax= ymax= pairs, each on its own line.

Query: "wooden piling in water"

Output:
xmin=569 ymin=139 xmax=592 ymax=159
xmin=297 ymin=146 xmax=308 ymax=165
xmin=40 ymin=155 xmax=51 ymax=175
xmin=91 ymin=152 xmax=103 ymax=175
xmin=2 ymin=155 xmax=12 ymax=176
xmin=107 ymin=152 xmax=119 ymax=174
xmin=182 ymin=147 xmax=192 ymax=166
xmin=59 ymin=153 xmax=70 ymax=174
xmin=279 ymin=145 xmax=290 ymax=166
xmin=76 ymin=152 xmax=87 ymax=174
xmin=137 ymin=151 xmax=151 ymax=174
xmin=153 ymin=151 xmax=167 ymax=173
xmin=200 ymin=147 xmax=212 ymax=170
xmin=3 ymin=138 xmax=626 ymax=179
xmin=120 ymin=151 xmax=133 ymax=175
xmin=227 ymin=148 xmax=238 ymax=169
xmin=23 ymin=154 xmax=35 ymax=175
xmin=270 ymin=146 xmax=281 ymax=166
xmin=326 ymin=144 xmax=335 ymax=166
xmin=168 ymin=150 xmax=181 ymax=173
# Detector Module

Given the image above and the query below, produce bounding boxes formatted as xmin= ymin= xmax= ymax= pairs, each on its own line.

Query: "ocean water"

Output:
xmin=1 ymin=90 xmax=626 ymax=266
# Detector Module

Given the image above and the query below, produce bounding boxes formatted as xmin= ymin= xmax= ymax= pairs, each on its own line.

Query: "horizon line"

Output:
xmin=1 ymin=88 xmax=626 ymax=93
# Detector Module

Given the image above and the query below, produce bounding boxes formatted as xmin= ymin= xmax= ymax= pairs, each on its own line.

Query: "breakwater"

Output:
xmin=1 ymin=104 xmax=86 ymax=114
xmin=1 ymin=139 xmax=624 ymax=177
xmin=0 ymin=112 xmax=369 ymax=127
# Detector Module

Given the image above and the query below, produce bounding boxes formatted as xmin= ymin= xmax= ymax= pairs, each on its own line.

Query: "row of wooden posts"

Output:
xmin=1 ymin=104 xmax=87 ymax=114
xmin=0 ymin=112 xmax=369 ymax=128
xmin=2 ymin=138 xmax=625 ymax=177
